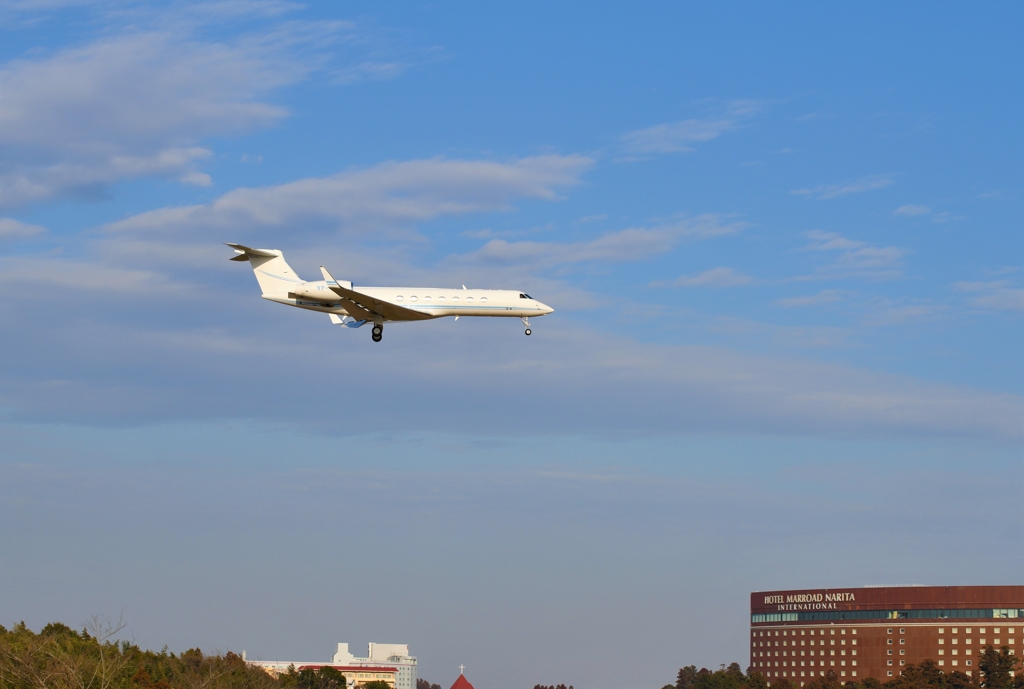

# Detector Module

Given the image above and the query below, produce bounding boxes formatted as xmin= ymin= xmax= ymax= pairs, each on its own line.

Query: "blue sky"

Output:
xmin=0 ymin=2 xmax=1021 ymax=688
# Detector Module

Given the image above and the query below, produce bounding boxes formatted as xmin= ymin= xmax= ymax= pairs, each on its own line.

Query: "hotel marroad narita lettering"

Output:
xmin=764 ymin=592 xmax=856 ymax=610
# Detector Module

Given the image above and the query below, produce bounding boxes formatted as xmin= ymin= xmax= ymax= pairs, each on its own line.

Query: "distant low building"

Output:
xmin=247 ymin=661 xmax=397 ymax=686
xmin=246 ymin=641 xmax=417 ymax=689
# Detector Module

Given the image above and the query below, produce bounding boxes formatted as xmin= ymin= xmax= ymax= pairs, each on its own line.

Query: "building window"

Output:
xmin=900 ymin=629 xmax=905 ymax=634
xmin=900 ymin=639 xmax=906 ymax=645
xmin=888 ymin=661 xmax=893 ymax=666
xmin=967 ymin=661 xmax=972 ymax=667
xmin=939 ymin=661 xmax=945 ymax=667
xmin=888 ymin=629 xmax=893 ymax=634
xmin=888 ymin=640 xmax=893 ymax=645
xmin=888 ymin=651 xmax=893 ymax=655
xmin=888 ymin=672 xmax=893 ymax=677
xmin=940 ymin=629 xmax=945 ymax=634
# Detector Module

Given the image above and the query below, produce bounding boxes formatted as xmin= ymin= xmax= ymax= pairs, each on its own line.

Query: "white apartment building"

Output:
xmin=245 ymin=642 xmax=416 ymax=689
xmin=333 ymin=643 xmax=418 ymax=689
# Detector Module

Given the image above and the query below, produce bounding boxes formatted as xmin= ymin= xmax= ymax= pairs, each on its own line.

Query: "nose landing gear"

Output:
xmin=371 ymin=324 xmax=383 ymax=342
xmin=521 ymin=317 xmax=531 ymax=336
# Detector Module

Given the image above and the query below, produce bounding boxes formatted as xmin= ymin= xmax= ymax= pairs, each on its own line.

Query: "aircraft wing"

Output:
xmin=320 ymin=266 xmax=433 ymax=322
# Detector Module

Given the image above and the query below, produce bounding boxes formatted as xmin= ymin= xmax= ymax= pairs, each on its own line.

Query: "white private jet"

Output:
xmin=227 ymin=243 xmax=553 ymax=342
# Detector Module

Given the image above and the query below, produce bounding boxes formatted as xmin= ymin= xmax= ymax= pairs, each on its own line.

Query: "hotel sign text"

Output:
xmin=763 ymin=592 xmax=856 ymax=611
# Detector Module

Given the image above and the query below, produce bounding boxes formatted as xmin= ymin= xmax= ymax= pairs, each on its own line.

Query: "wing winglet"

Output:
xmin=319 ymin=266 xmax=352 ymax=290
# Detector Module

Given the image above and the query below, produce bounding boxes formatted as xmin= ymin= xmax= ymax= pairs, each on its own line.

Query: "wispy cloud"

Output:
xmin=0 ymin=29 xmax=300 ymax=206
xmin=0 ymin=7 xmax=430 ymax=209
xmin=893 ymin=204 xmax=931 ymax=217
xmin=860 ymin=302 xmax=946 ymax=326
xmin=620 ymin=100 xmax=762 ymax=156
xmin=795 ymin=230 xmax=905 ymax=281
xmin=458 ymin=215 xmax=748 ymax=270
xmin=893 ymin=204 xmax=963 ymax=223
xmin=955 ymin=280 xmax=1024 ymax=312
xmin=792 ymin=174 xmax=894 ymax=200
xmin=774 ymin=289 xmax=847 ymax=308
xmin=104 ymin=155 xmax=594 ymax=237
xmin=661 ymin=267 xmax=754 ymax=288
xmin=0 ymin=217 xmax=46 ymax=239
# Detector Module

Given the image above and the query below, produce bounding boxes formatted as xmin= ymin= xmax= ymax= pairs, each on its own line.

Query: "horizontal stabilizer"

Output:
xmin=225 ymin=243 xmax=278 ymax=259
xmin=329 ymin=313 xmax=367 ymax=328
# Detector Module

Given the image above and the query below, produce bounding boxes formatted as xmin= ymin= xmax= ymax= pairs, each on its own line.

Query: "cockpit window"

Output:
xmin=520 ymin=293 xmax=532 ymax=299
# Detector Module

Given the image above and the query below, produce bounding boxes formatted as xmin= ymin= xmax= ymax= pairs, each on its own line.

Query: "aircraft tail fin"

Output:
xmin=226 ymin=243 xmax=301 ymax=297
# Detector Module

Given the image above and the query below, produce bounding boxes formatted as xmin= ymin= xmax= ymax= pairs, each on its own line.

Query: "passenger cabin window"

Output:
xmin=395 ymin=296 xmax=404 ymax=301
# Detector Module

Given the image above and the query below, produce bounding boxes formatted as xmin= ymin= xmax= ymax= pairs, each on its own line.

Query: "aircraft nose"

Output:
xmin=538 ymin=302 xmax=554 ymax=315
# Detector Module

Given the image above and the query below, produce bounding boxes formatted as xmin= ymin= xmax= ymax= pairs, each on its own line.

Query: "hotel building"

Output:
xmin=246 ymin=641 xmax=416 ymax=689
xmin=750 ymin=586 xmax=1023 ymax=685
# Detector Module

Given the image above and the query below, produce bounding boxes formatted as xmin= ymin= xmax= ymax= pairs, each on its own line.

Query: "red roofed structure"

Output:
xmin=450 ymin=674 xmax=475 ymax=689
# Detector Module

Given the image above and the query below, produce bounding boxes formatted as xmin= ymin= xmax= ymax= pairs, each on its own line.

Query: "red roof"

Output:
xmin=450 ymin=675 xmax=475 ymax=689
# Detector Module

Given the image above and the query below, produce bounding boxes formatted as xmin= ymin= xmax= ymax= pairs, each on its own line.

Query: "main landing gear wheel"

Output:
xmin=524 ymin=328 xmax=532 ymax=336
xmin=371 ymin=325 xmax=383 ymax=342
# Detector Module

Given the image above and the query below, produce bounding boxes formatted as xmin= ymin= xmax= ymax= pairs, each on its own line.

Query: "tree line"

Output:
xmin=666 ymin=649 xmax=1022 ymax=689
xmin=0 ymin=619 xmax=389 ymax=689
